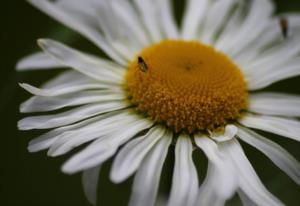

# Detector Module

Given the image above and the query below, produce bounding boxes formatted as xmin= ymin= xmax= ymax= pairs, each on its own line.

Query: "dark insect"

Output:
xmin=138 ymin=56 xmax=148 ymax=72
xmin=280 ymin=17 xmax=289 ymax=39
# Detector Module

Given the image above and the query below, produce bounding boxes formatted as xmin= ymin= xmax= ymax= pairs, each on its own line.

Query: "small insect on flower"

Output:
xmin=18 ymin=0 xmax=300 ymax=206
xmin=280 ymin=17 xmax=289 ymax=38
xmin=138 ymin=56 xmax=148 ymax=73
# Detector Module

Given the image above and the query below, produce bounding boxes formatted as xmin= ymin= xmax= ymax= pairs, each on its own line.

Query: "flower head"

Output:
xmin=18 ymin=0 xmax=300 ymax=205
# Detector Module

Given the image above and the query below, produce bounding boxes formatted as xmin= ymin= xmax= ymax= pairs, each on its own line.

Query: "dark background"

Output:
xmin=1 ymin=0 xmax=300 ymax=205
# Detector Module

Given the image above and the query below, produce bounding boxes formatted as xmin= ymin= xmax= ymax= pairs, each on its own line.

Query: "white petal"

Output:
xmin=157 ymin=0 xmax=179 ymax=39
xmin=62 ymin=118 xmax=153 ymax=174
xmin=195 ymin=136 xmax=237 ymax=202
xmin=19 ymin=82 xmax=111 ymax=97
xmin=28 ymin=115 xmax=103 ymax=153
xmin=32 ymin=70 xmax=120 ymax=96
xmin=238 ymin=127 xmax=300 ymax=185
xmin=167 ymin=135 xmax=198 ymax=206
xmin=110 ymin=126 xmax=166 ymax=183
xmin=181 ymin=0 xmax=209 ymax=39
xmin=129 ymin=131 xmax=172 ymax=206
xmin=133 ymin=0 xmax=163 ymax=43
xmin=85 ymin=1 xmax=144 ymax=60
xmin=20 ymin=90 xmax=125 ymax=113
xmin=196 ymin=164 xmax=227 ymax=206
xmin=220 ymin=139 xmax=284 ymax=206
xmin=109 ymin=0 xmax=150 ymax=47
xmin=221 ymin=0 xmax=274 ymax=57
xmin=37 ymin=39 xmax=125 ymax=83
xmin=28 ymin=0 xmax=127 ymax=65
xmin=211 ymin=125 xmax=238 ymax=142
xmin=238 ymin=189 xmax=259 ymax=206
xmin=239 ymin=113 xmax=300 ymax=142
xmin=247 ymin=58 xmax=300 ymax=90
xmin=82 ymin=166 xmax=101 ymax=205
xmin=247 ymin=37 xmax=300 ymax=73
xmin=18 ymin=101 xmax=128 ymax=130
xmin=200 ymin=0 xmax=237 ymax=44
xmin=214 ymin=1 xmax=245 ymax=51
xmin=16 ymin=52 xmax=63 ymax=71
xmin=47 ymin=111 xmax=137 ymax=157
xmin=249 ymin=92 xmax=300 ymax=117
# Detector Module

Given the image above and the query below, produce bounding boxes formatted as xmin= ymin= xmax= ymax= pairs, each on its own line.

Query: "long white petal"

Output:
xmin=27 ymin=0 xmax=127 ymax=65
xmin=109 ymin=0 xmax=150 ymax=47
xmin=197 ymin=164 xmax=228 ymax=206
xmin=28 ymin=115 xmax=104 ymax=152
xmin=157 ymin=0 xmax=179 ymax=39
xmin=195 ymin=136 xmax=237 ymax=203
xmin=181 ymin=0 xmax=209 ymax=39
xmin=19 ymin=82 xmax=113 ymax=97
xmin=62 ymin=118 xmax=153 ymax=174
xmin=222 ymin=0 xmax=274 ymax=57
xmin=16 ymin=52 xmax=63 ymax=71
xmin=133 ymin=0 xmax=163 ymax=43
xmin=249 ymin=92 xmax=300 ymax=117
xmin=110 ymin=126 xmax=166 ymax=183
xmin=167 ymin=135 xmax=198 ymax=206
xmin=47 ymin=111 xmax=137 ymax=157
xmin=20 ymin=90 xmax=125 ymax=113
xmin=129 ymin=131 xmax=172 ymax=206
xmin=37 ymin=39 xmax=125 ymax=83
xmin=239 ymin=113 xmax=300 ymax=142
xmin=238 ymin=127 xmax=300 ymax=185
xmin=220 ymin=139 xmax=284 ymax=206
xmin=200 ymin=0 xmax=237 ymax=44
xmin=82 ymin=166 xmax=101 ymax=205
xmin=26 ymin=70 xmax=120 ymax=97
xmin=18 ymin=101 xmax=128 ymax=130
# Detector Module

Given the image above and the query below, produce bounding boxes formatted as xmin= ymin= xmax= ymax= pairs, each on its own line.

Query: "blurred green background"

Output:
xmin=1 ymin=0 xmax=300 ymax=205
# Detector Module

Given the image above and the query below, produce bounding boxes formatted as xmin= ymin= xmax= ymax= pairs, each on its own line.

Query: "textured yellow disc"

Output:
xmin=125 ymin=40 xmax=248 ymax=133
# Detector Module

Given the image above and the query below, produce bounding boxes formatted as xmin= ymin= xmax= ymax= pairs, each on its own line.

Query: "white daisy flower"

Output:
xmin=17 ymin=0 xmax=300 ymax=205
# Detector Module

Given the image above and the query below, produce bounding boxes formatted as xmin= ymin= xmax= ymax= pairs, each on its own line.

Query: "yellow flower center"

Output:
xmin=125 ymin=40 xmax=248 ymax=133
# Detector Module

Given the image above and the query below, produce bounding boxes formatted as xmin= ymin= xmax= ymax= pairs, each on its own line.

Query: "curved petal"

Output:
xmin=19 ymin=82 xmax=113 ymax=97
xmin=28 ymin=0 xmax=127 ymax=65
xmin=167 ymin=135 xmax=198 ymax=206
xmin=20 ymin=90 xmax=125 ymax=113
xmin=47 ymin=111 xmax=138 ymax=157
xmin=239 ymin=113 xmax=300 ymax=142
xmin=210 ymin=125 xmax=238 ymax=142
xmin=110 ymin=126 xmax=166 ymax=183
xmin=82 ymin=166 xmax=101 ymax=205
xmin=16 ymin=52 xmax=63 ymax=71
xmin=27 ymin=115 xmax=105 ymax=153
xmin=195 ymin=135 xmax=237 ymax=203
xmin=24 ymin=70 xmax=120 ymax=97
xmin=129 ymin=131 xmax=172 ymax=206
xmin=220 ymin=139 xmax=284 ymax=206
xmin=37 ymin=39 xmax=125 ymax=83
xmin=18 ymin=101 xmax=128 ymax=130
xmin=238 ymin=127 xmax=300 ymax=185
xmin=249 ymin=92 xmax=300 ymax=117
